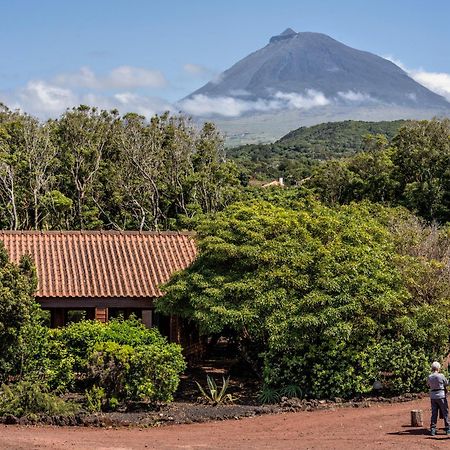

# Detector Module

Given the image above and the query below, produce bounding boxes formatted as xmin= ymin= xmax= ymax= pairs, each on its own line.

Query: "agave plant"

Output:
xmin=195 ymin=375 xmax=236 ymax=405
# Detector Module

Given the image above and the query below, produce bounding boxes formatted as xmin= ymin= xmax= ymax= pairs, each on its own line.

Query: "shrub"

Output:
xmin=87 ymin=342 xmax=134 ymax=408
xmin=0 ymin=381 xmax=79 ymax=417
xmin=0 ymin=248 xmax=38 ymax=382
xmin=50 ymin=320 xmax=105 ymax=373
xmin=87 ymin=340 xmax=186 ymax=406
xmin=19 ymin=323 xmax=75 ymax=392
xmin=21 ymin=317 xmax=186 ymax=406
xmin=52 ymin=317 xmax=170 ymax=374
xmin=257 ymin=384 xmax=303 ymax=404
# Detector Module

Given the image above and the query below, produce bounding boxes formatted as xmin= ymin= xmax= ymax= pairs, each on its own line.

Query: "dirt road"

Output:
xmin=0 ymin=398 xmax=446 ymax=449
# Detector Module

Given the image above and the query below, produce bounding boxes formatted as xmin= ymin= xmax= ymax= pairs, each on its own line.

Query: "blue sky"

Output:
xmin=1 ymin=0 xmax=449 ymax=118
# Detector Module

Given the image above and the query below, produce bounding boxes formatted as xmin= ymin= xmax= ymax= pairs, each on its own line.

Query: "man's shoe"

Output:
xmin=430 ymin=428 xmax=436 ymax=436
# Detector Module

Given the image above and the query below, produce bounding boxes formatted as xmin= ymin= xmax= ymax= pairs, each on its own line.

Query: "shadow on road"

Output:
xmin=387 ymin=426 xmax=449 ymax=439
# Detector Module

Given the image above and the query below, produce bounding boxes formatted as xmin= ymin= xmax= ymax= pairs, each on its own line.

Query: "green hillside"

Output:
xmin=228 ymin=120 xmax=410 ymax=182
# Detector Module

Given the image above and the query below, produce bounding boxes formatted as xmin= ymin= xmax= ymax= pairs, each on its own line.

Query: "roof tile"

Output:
xmin=0 ymin=231 xmax=197 ymax=299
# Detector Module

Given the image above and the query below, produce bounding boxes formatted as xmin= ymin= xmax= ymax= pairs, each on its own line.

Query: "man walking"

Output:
xmin=428 ymin=361 xmax=450 ymax=436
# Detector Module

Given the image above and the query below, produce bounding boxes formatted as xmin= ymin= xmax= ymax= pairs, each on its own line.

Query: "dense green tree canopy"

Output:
xmin=158 ymin=197 xmax=450 ymax=397
xmin=0 ymin=104 xmax=240 ymax=231
xmin=309 ymin=119 xmax=450 ymax=223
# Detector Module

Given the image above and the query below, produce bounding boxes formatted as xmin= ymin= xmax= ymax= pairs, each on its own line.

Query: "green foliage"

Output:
xmin=159 ymin=198 xmax=450 ymax=398
xmin=0 ymin=106 xmax=240 ymax=231
xmin=371 ymin=339 xmax=430 ymax=395
xmin=0 ymin=381 xmax=79 ymax=417
xmin=309 ymin=119 xmax=450 ymax=224
xmin=257 ymin=384 xmax=302 ymax=404
xmin=258 ymin=385 xmax=281 ymax=404
xmin=85 ymin=386 xmax=105 ymax=413
xmin=19 ymin=323 xmax=75 ymax=392
xmin=88 ymin=342 xmax=134 ymax=408
xmin=0 ymin=245 xmax=38 ymax=382
xmin=49 ymin=318 xmax=186 ymax=405
xmin=228 ymin=120 xmax=407 ymax=182
xmin=50 ymin=316 xmax=167 ymax=373
xmin=87 ymin=339 xmax=186 ymax=406
xmin=15 ymin=318 xmax=185 ymax=408
xmin=195 ymin=375 xmax=236 ymax=405
xmin=280 ymin=384 xmax=303 ymax=399
xmin=49 ymin=319 xmax=105 ymax=373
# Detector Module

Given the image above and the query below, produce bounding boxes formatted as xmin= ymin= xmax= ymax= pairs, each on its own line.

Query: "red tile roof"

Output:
xmin=0 ymin=231 xmax=197 ymax=299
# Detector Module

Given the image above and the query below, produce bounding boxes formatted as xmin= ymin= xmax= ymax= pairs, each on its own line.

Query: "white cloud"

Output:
xmin=410 ymin=71 xmax=450 ymax=102
xmin=107 ymin=66 xmax=167 ymax=89
xmin=384 ymin=56 xmax=450 ymax=102
xmin=54 ymin=65 xmax=167 ymax=90
xmin=178 ymin=94 xmax=278 ymax=117
xmin=178 ymin=90 xmax=329 ymax=117
xmin=1 ymin=80 xmax=173 ymax=119
xmin=337 ymin=90 xmax=374 ymax=102
xmin=228 ymin=89 xmax=252 ymax=97
xmin=113 ymin=92 xmax=173 ymax=117
xmin=274 ymin=89 xmax=330 ymax=109
xmin=13 ymin=81 xmax=77 ymax=115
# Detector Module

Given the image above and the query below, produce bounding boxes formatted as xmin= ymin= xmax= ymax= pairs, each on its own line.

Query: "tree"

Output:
xmin=309 ymin=119 xmax=450 ymax=223
xmin=116 ymin=113 xmax=239 ymax=230
xmin=158 ymin=198 xmax=450 ymax=397
xmin=0 ymin=104 xmax=242 ymax=231
xmin=56 ymin=106 xmax=118 ymax=228
xmin=392 ymin=119 xmax=450 ymax=222
xmin=0 ymin=243 xmax=38 ymax=381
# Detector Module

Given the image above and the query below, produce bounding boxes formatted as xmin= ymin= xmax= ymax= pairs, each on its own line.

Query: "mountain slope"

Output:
xmin=189 ymin=29 xmax=449 ymax=109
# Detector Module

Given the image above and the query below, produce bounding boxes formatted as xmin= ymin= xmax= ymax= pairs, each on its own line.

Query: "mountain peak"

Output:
xmin=280 ymin=27 xmax=297 ymax=36
xmin=270 ymin=28 xmax=297 ymax=43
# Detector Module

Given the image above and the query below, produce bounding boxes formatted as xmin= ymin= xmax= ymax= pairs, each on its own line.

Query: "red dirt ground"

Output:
xmin=0 ymin=397 xmax=447 ymax=449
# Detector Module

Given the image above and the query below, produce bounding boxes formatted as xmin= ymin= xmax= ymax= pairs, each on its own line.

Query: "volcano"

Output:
xmin=182 ymin=29 xmax=450 ymax=144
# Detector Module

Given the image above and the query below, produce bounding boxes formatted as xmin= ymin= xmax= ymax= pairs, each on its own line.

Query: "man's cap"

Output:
xmin=431 ymin=361 xmax=441 ymax=370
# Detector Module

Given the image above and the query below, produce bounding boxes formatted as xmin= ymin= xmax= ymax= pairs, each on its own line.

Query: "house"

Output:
xmin=0 ymin=230 xmax=199 ymax=350
xmin=261 ymin=177 xmax=285 ymax=188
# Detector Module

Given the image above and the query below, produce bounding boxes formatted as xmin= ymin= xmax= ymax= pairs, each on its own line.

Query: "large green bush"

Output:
xmin=6 ymin=315 xmax=185 ymax=408
xmin=159 ymin=198 xmax=450 ymax=398
xmin=88 ymin=340 xmax=185 ymax=406
xmin=19 ymin=323 xmax=75 ymax=392
xmin=52 ymin=317 xmax=172 ymax=368
xmin=48 ymin=318 xmax=186 ymax=404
